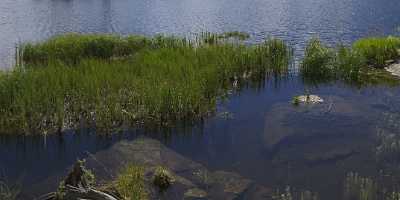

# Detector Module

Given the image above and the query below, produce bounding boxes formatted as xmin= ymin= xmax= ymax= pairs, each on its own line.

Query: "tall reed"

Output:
xmin=300 ymin=36 xmax=400 ymax=87
xmin=0 ymin=33 xmax=291 ymax=135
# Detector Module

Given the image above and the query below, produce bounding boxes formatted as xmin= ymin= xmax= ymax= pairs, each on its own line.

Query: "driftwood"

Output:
xmin=37 ymin=160 xmax=119 ymax=200
xmin=63 ymin=185 xmax=118 ymax=200
xmin=36 ymin=187 xmax=118 ymax=200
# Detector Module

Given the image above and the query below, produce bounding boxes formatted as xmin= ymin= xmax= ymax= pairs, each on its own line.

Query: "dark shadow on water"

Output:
xmin=1 ymin=75 xmax=400 ymax=199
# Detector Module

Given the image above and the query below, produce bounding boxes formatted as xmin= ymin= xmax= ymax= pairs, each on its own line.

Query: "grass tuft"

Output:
xmin=115 ymin=165 xmax=147 ymax=200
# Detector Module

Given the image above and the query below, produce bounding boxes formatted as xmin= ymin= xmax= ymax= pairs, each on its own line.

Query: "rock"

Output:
xmin=293 ymin=95 xmax=324 ymax=104
xmin=32 ymin=137 xmax=273 ymax=200
xmin=385 ymin=61 xmax=400 ymax=77
xmin=210 ymin=171 xmax=252 ymax=195
xmin=264 ymin=96 xmax=371 ymax=149
xmin=385 ymin=59 xmax=395 ymax=64
xmin=184 ymin=188 xmax=208 ymax=199
xmin=32 ymin=137 xmax=275 ymax=199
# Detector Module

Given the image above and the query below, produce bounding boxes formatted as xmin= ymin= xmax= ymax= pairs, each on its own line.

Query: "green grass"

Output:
xmin=300 ymin=38 xmax=335 ymax=85
xmin=353 ymin=36 xmax=400 ymax=68
xmin=115 ymin=165 xmax=147 ymax=200
xmin=300 ymin=36 xmax=400 ymax=87
xmin=0 ymin=33 xmax=291 ymax=135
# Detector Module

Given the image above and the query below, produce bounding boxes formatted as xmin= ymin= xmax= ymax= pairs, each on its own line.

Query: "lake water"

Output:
xmin=1 ymin=0 xmax=400 ymax=199
xmin=1 ymin=0 xmax=400 ymax=67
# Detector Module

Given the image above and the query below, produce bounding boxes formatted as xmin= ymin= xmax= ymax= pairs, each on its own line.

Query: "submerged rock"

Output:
xmin=35 ymin=137 xmax=273 ymax=200
xmin=304 ymin=147 xmax=356 ymax=164
xmin=184 ymin=188 xmax=208 ymax=199
xmin=385 ymin=61 xmax=400 ymax=77
xmin=264 ymin=96 xmax=371 ymax=149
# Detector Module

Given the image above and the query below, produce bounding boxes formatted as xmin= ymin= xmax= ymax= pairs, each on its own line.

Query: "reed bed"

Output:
xmin=343 ymin=172 xmax=400 ymax=200
xmin=272 ymin=186 xmax=319 ymax=200
xmin=300 ymin=36 xmax=400 ymax=87
xmin=0 ymin=33 xmax=291 ymax=135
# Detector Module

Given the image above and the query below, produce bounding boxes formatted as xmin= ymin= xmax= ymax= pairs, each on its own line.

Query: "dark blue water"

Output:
xmin=1 ymin=76 xmax=400 ymax=199
xmin=1 ymin=0 xmax=400 ymax=68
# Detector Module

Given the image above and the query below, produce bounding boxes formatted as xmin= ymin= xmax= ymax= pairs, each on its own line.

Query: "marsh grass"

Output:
xmin=375 ymin=129 xmax=400 ymax=163
xmin=301 ymin=36 xmax=400 ymax=87
xmin=272 ymin=186 xmax=319 ymax=200
xmin=1 ymin=33 xmax=291 ymax=135
xmin=353 ymin=37 xmax=400 ymax=68
xmin=300 ymin=39 xmax=335 ymax=85
xmin=115 ymin=165 xmax=147 ymax=200
xmin=343 ymin=172 xmax=400 ymax=200
xmin=344 ymin=172 xmax=378 ymax=200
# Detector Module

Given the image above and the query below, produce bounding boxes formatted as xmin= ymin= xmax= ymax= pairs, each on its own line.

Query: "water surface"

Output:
xmin=1 ymin=0 xmax=400 ymax=199
xmin=2 ymin=77 xmax=400 ymax=199
xmin=0 ymin=0 xmax=400 ymax=67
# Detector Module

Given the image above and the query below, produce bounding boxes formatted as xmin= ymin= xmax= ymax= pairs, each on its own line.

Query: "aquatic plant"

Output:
xmin=301 ymin=37 xmax=400 ymax=87
xmin=55 ymin=181 xmax=66 ymax=200
xmin=344 ymin=172 xmax=378 ymax=200
xmin=0 ymin=33 xmax=291 ymax=135
xmin=0 ymin=179 xmax=20 ymax=200
xmin=343 ymin=172 xmax=400 ymax=200
xmin=292 ymin=96 xmax=301 ymax=106
xmin=300 ymin=38 xmax=335 ymax=85
xmin=115 ymin=165 xmax=147 ymax=200
xmin=353 ymin=36 xmax=400 ymax=68
xmin=386 ymin=192 xmax=400 ymax=200
xmin=375 ymin=129 xmax=400 ymax=163
xmin=153 ymin=166 xmax=174 ymax=191
xmin=272 ymin=186 xmax=319 ymax=200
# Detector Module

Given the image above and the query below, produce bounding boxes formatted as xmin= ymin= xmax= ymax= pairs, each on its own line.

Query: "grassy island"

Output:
xmin=0 ymin=33 xmax=291 ymax=135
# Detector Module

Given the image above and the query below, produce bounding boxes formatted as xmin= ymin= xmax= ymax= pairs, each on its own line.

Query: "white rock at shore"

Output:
xmin=385 ymin=61 xmax=400 ymax=77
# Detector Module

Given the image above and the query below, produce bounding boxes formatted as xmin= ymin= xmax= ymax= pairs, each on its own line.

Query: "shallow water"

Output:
xmin=1 ymin=0 xmax=400 ymax=67
xmin=1 ymin=77 xmax=400 ymax=199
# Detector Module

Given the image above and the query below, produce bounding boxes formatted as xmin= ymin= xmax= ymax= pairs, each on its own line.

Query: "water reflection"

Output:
xmin=1 ymin=76 xmax=400 ymax=199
